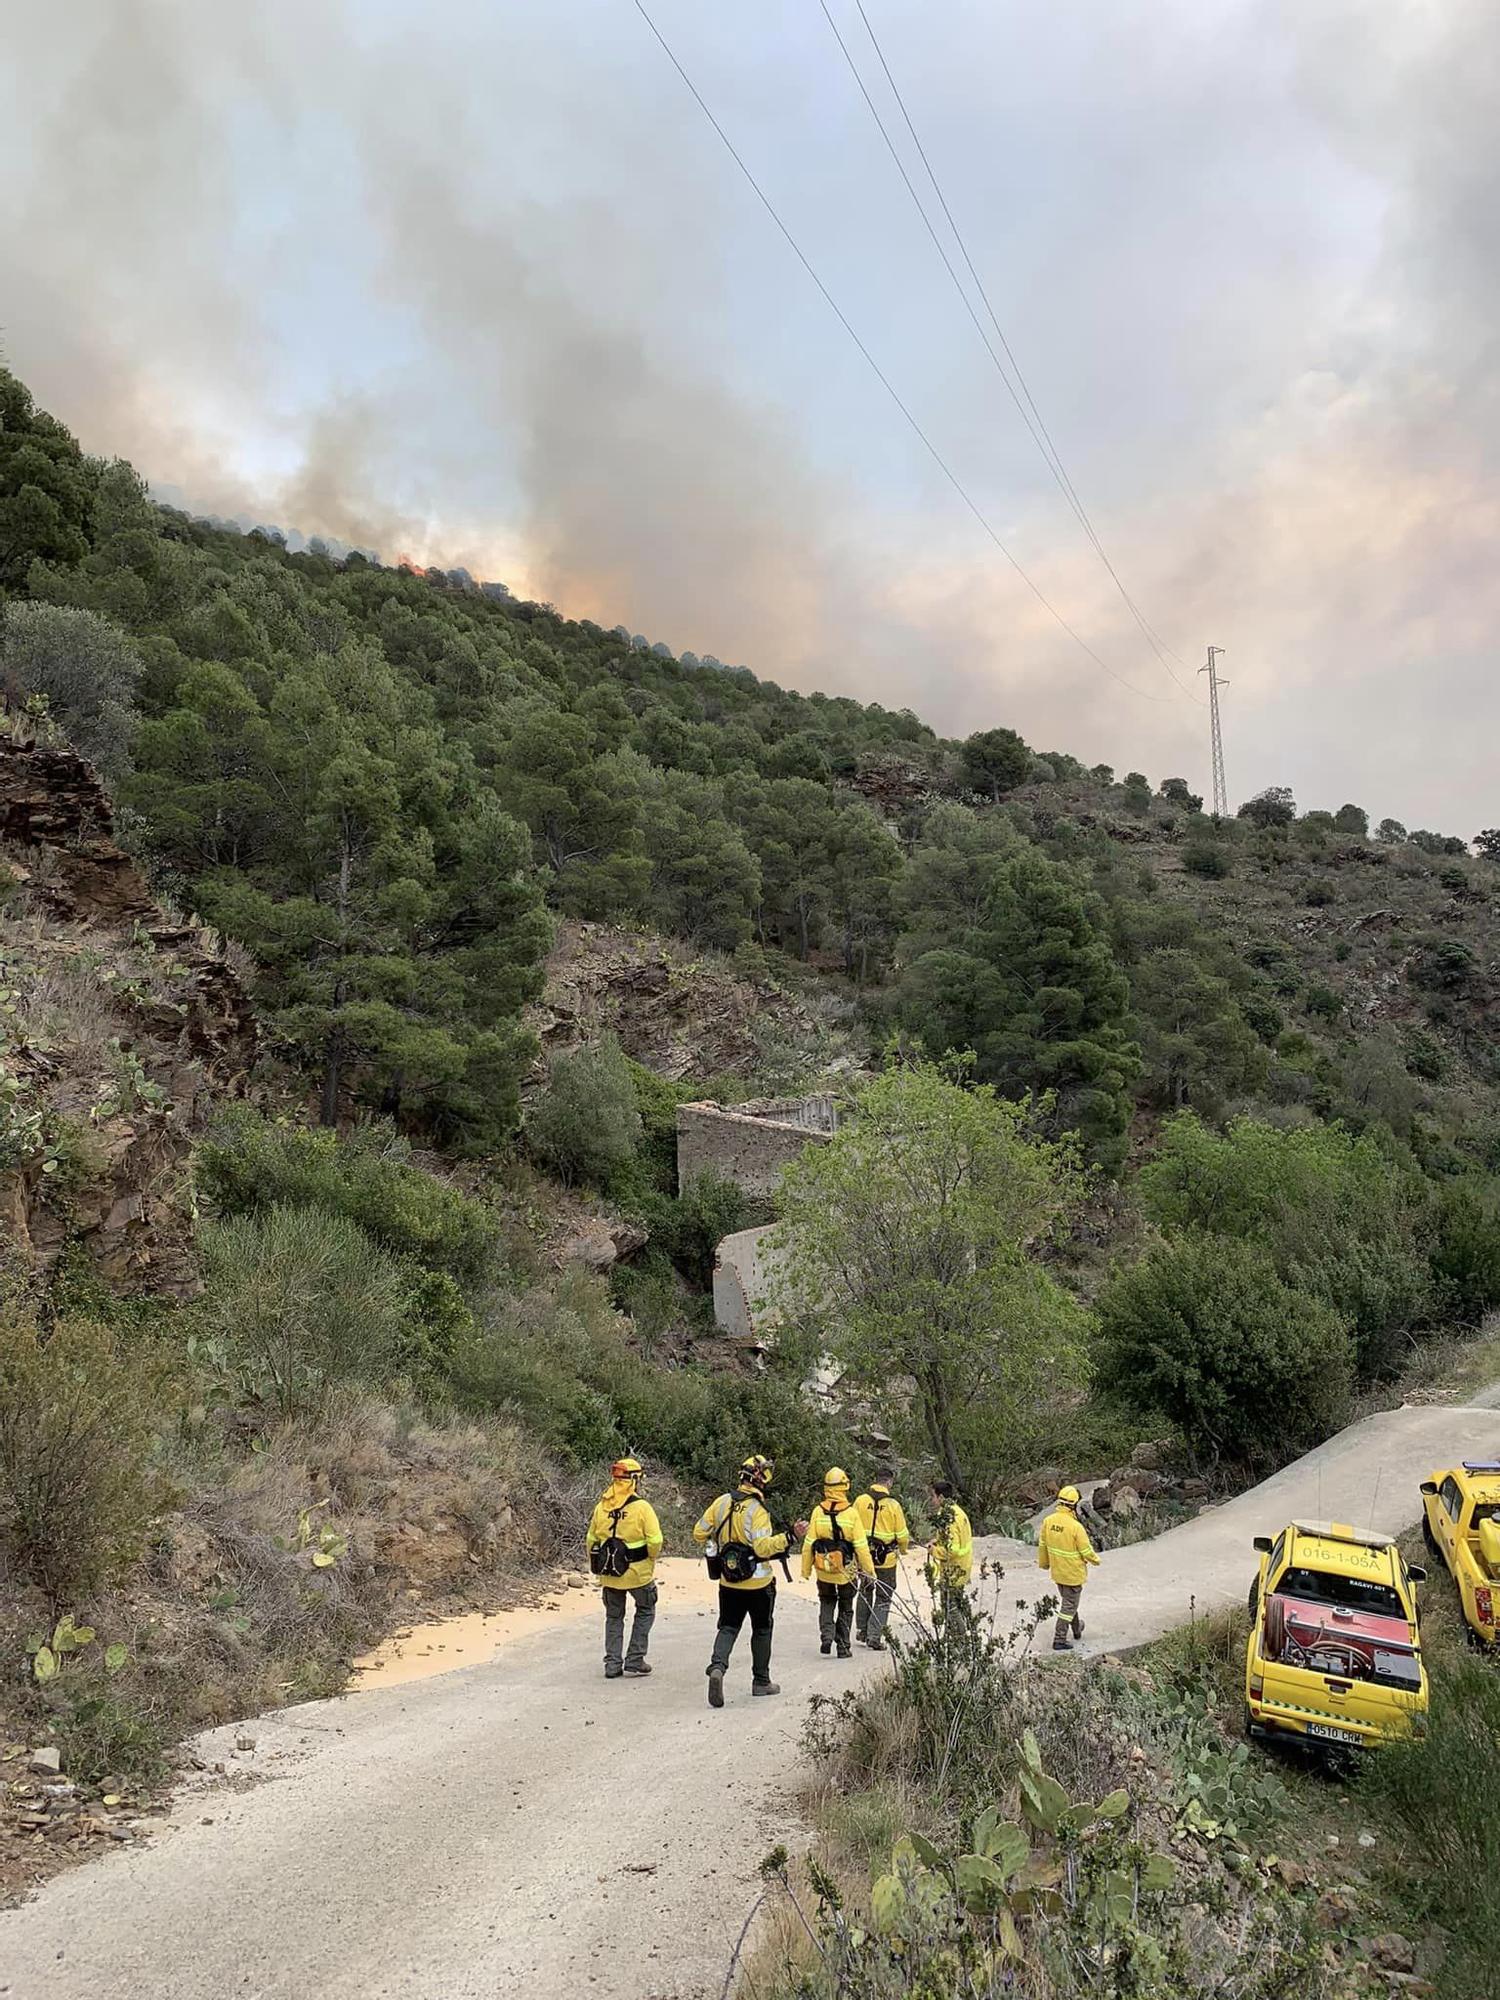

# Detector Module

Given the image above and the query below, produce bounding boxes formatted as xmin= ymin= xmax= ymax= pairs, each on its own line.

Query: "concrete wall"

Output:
xmin=712 ymin=1224 xmax=783 ymax=1342
xmin=676 ymin=1096 xmax=835 ymax=1201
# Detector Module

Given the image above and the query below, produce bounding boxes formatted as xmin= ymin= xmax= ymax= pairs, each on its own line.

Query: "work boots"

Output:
xmin=1052 ymin=1618 xmax=1075 ymax=1652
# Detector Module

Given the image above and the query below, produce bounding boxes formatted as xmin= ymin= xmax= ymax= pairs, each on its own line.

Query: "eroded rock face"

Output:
xmin=0 ymin=732 xmax=257 ymax=1300
xmin=530 ymin=919 xmax=841 ymax=1084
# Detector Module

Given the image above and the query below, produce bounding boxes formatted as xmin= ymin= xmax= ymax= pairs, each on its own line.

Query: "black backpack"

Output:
xmin=589 ymin=1501 xmax=641 ymax=1580
xmin=867 ymin=1494 xmax=901 ymax=1568
xmin=713 ymin=1494 xmax=760 ymax=1585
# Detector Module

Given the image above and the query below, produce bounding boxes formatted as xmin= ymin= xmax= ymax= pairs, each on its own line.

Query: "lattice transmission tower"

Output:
xmin=1200 ymin=646 xmax=1229 ymax=818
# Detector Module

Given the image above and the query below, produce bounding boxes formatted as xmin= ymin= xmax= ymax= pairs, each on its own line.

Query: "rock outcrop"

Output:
xmin=0 ymin=729 xmax=257 ymax=1298
xmin=530 ymin=919 xmax=846 ymax=1085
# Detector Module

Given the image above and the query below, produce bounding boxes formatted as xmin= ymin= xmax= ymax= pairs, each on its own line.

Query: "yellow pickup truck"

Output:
xmin=1420 ymin=1460 xmax=1500 ymax=1646
xmin=1244 ymin=1520 xmax=1428 ymax=1751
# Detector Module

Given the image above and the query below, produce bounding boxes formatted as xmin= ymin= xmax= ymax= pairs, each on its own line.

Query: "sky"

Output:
xmin=2 ymin=0 xmax=1495 ymax=833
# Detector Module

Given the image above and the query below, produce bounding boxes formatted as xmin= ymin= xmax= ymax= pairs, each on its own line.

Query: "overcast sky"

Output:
xmin=3 ymin=1 xmax=1495 ymax=832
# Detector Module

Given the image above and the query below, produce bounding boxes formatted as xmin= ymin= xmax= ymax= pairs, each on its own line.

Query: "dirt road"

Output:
xmin=973 ymin=1395 xmax=1500 ymax=1648
xmin=3 ymin=1395 xmax=1495 ymax=2000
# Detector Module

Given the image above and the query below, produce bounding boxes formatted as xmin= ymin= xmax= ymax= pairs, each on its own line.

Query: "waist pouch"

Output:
xmin=590 ymin=1538 xmax=642 ymax=1579
xmin=718 ymin=1538 xmax=759 ymax=1584
xmin=869 ymin=1537 xmax=896 ymax=1567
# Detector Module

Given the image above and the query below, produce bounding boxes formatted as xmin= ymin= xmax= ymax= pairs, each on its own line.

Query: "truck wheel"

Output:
xmin=1422 ymin=1514 xmax=1439 ymax=1558
xmin=1246 ymin=1577 xmax=1259 ymax=1618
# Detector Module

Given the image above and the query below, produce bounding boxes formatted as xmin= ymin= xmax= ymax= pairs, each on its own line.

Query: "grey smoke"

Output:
xmin=1 ymin=0 xmax=1495 ymax=830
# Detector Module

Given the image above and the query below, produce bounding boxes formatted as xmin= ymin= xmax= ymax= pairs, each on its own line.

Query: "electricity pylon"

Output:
xmin=1200 ymin=646 xmax=1228 ymax=819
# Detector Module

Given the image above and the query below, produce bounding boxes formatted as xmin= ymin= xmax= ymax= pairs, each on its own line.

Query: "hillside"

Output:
xmin=4 ymin=363 xmax=1500 ymax=1943
xmin=5 ymin=363 xmax=1495 ymax=1172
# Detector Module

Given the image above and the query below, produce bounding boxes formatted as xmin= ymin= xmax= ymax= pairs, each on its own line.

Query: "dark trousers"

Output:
xmin=709 ymin=1582 xmax=776 ymax=1683
xmin=856 ymin=1569 xmax=896 ymax=1643
xmin=817 ymin=1578 xmax=855 ymax=1652
xmin=602 ymin=1582 xmax=657 ymax=1670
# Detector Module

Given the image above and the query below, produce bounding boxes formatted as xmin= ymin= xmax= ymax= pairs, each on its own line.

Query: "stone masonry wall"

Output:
xmin=675 ymin=1097 xmax=835 ymax=1201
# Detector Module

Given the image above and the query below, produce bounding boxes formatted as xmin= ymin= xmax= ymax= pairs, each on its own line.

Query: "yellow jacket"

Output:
xmin=1037 ymin=1506 xmax=1100 ymax=1588
xmin=586 ymin=1482 xmax=663 ymax=1592
xmin=927 ymin=1501 xmax=973 ymax=1586
xmin=801 ymin=1494 xmax=876 ymax=1582
xmin=855 ymin=1489 xmax=910 ymax=1571
xmin=694 ymin=1486 xmax=789 ymax=1591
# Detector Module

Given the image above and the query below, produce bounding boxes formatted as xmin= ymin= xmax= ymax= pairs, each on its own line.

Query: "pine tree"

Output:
xmin=898 ymin=850 xmax=1140 ymax=1170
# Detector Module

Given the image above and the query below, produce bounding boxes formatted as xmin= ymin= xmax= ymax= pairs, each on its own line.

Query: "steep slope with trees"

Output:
xmin=3 ymin=357 xmax=1500 ymax=1562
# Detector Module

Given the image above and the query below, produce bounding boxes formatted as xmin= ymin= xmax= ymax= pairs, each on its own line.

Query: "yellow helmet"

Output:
xmin=824 ymin=1466 xmax=850 ymax=1489
xmin=612 ymin=1457 xmax=643 ymax=1480
xmin=740 ymin=1454 xmax=774 ymax=1489
xmin=1057 ymin=1484 xmax=1081 ymax=1506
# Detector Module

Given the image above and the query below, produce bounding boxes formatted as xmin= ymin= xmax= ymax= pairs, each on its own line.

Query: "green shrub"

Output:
xmin=1096 ymin=1234 xmax=1352 ymax=1469
xmin=1403 ymin=1028 xmax=1446 ymax=1081
xmin=0 ymin=1312 xmax=164 ymax=1606
xmin=635 ymin=1170 xmax=747 ymax=1287
xmin=1181 ymin=839 xmax=1230 ymax=880
xmin=1302 ymin=877 xmax=1336 ymax=906
xmin=1303 ymin=982 xmax=1342 ymax=1021
xmin=196 ymin=1110 xmax=494 ymax=1281
xmin=0 ymin=601 xmax=143 ymax=780
xmin=197 ymin=1205 xmax=419 ymax=1412
xmin=789 ymin=1601 xmax=1321 ymax=1999
xmin=1358 ymin=1651 xmax=1500 ymax=2000
xmin=624 ymin=1057 xmax=688 ymax=1194
xmin=1410 ymin=936 xmax=1476 ymax=994
xmin=1429 ymin=1180 xmax=1500 ymax=1326
xmin=525 ymin=1037 xmax=642 ymax=1187
xmin=1139 ymin=1112 xmax=1435 ymax=1378
xmin=610 ymin=1252 xmax=690 ymax=1353
xmin=1239 ymin=992 xmax=1283 ymax=1045
xmin=451 ymin=1271 xmax=846 ymax=1499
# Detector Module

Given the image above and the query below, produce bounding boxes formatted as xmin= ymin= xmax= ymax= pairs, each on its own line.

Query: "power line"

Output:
xmin=629 ymin=0 xmax=1174 ymax=706
xmin=835 ymin=0 xmax=1204 ymax=704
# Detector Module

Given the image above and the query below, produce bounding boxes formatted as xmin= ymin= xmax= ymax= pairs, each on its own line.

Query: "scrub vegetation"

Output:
xmin=4 ymin=366 xmax=1500 ymax=1938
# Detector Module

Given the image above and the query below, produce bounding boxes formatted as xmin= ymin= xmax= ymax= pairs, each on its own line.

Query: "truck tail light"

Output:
xmin=1477 ymin=1586 xmax=1494 ymax=1627
xmin=1249 ymin=1674 xmax=1263 ymax=1700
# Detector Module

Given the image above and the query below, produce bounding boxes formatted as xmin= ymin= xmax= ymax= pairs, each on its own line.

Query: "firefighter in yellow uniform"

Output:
xmin=694 ymin=1455 xmax=808 ymax=1707
xmin=925 ymin=1479 xmax=973 ymax=1590
xmin=585 ymin=1456 xmax=664 ymax=1679
xmin=854 ymin=1474 xmax=909 ymax=1649
xmin=1037 ymin=1483 xmax=1100 ymax=1651
xmin=800 ymin=1467 xmax=876 ymax=1657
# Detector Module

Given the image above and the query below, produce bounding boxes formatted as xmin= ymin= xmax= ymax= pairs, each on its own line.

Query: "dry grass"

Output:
xmin=14 ymin=955 xmax=127 ymax=1066
xmin=1354 ymin=1308 xmax=1500 ymax=1417
xmin=1 ymin=1384 xmax=596 ymax=1792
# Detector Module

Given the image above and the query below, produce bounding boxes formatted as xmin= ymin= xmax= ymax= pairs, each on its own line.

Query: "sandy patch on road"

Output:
xmin=353 ymin=1557 xmax=726 ymax=1689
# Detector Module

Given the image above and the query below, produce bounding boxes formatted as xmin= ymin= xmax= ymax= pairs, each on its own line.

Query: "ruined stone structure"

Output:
xmin=712 ymin=1223 xmax=779 ymax=1344
xmin=674 ymin=1093 xmax=837 ymax=1202
xmin=673 ymin=1093 xmax=838 ymax=1340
